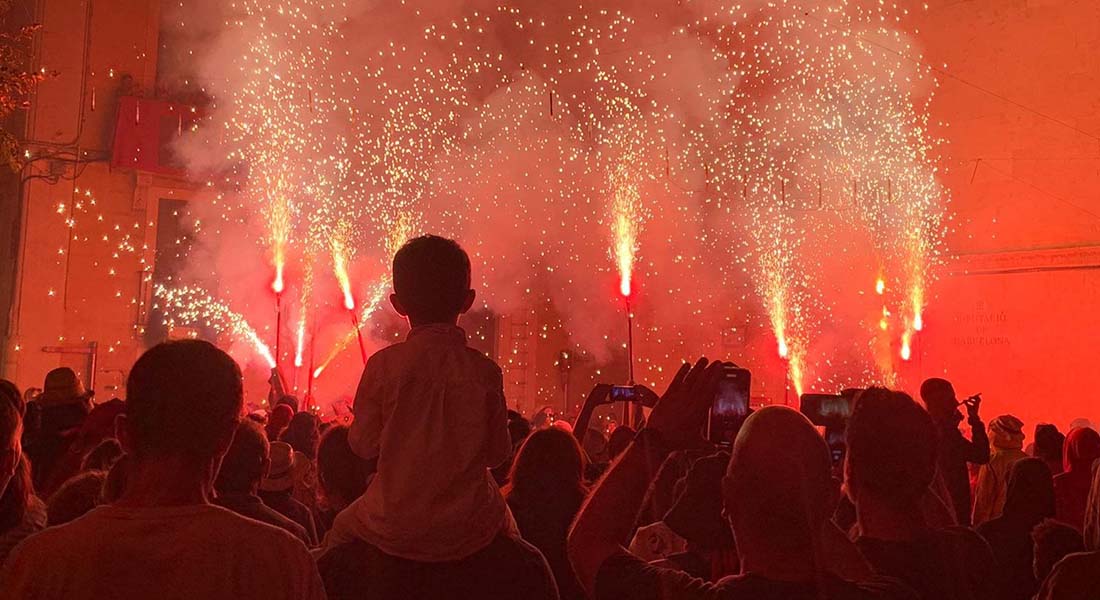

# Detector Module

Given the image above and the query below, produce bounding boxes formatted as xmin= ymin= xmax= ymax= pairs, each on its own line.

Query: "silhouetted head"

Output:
xmin=1085 ymin=458 xmax=1100 ymax=551
xmin=1031 ymin=519 xmax=1084 ymax=582
xmin=47 ymin=470 xmax=106 ymax=526
xmin=989 ymin=414 xmax=1025 ymax=450
xmin=41 ymin=367 xmax=92 ymax=406
xmin=280 ymin=411 xmax=321 ymax=460
xmin=607 ymin=426 xmax=636 ymax=461
xmin=0 ymin=398 xmax=30 ymax=533
xmin=919 ymin=377 xmax=958 ymax=424
xmin=215 ymin=420 xmax=270 ymax=495
xmin=122 ymin=340 xmax=242 ymax=467
xmin=846 ymin=387 xmax=937 ymax=510
xmin=81 ymin=438 xmax=123 ymax=471
xmin=506 ymin=427 xmax=586 ymax=510
xmin=275 ymin=394 xmax=299 ymax=413
xmin=1063 ymin=427 xmax=1100 ymax=474
xmin=723 ymin=406 xmax=836 ymax=558
xmin=391 ymin=235 xmax=475 ymax=325
xmin=666 ymin=452 xmax=733 ymax=552
xmin=1033 ymin=424 xmax=1065 ymax=467
xmin=317 ymin=425 xmax=370 ymax=512
xmin=1001 ymin=458 xmax=1054 ymax=524
xmin=507 ymin=410 xmax=532 ymax=448
xmin=266 ymin=403 xmax=294 ymax=441
xmin=0 ymin=379 xmax=23 ymax=416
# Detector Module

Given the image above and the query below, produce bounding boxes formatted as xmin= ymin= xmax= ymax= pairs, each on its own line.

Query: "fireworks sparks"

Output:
xmin=330 ymin=221 xmax=357 ymax=311
xmin=154 ymin=285 xmax=276 ymax=368
xmin=149 ymin=0 xmax=948 ymax=408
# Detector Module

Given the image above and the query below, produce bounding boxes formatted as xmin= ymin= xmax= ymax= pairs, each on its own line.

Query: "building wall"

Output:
xmin=3 ymin=0 xmax=1099 ymax=425
xmin=916 ymin=0 xmax=1100 ymax=254
xmin=905 ymin=0 xmax=1100 ymax=428
xmin=1 ymin=0 xmax=165 ymax=397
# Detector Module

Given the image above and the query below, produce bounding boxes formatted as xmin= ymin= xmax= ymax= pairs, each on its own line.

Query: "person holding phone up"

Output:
xmin=919 ymin=378 xmax=990 ymax=527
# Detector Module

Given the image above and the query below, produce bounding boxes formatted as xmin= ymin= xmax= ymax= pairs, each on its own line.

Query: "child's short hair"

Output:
xmin=392 ymin=235 xmax=471 ymax=323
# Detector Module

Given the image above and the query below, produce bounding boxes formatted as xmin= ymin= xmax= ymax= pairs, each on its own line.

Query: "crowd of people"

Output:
xmin=0 ymin=234 xmax=1099 ymax=599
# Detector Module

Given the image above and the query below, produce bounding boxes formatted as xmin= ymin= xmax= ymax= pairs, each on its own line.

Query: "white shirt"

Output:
xmin=346 ymin=324 xmax=511 ymax=561
xmin=0 ymin=504 xmax=325 ymax=600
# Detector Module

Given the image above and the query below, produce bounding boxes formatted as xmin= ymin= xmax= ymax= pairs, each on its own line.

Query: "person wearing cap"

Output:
xmin=260 ymin=441 xmax=318 ymax=545
xmin=919 ymin=377 xmax=989 ymax=526
xmin=38 ymin=399 xmax=125 ymax=498
xmin=22 ymin=368 xmax=94 ymax=491
xmin=972 ymin=414 xmax=1028 ymax=525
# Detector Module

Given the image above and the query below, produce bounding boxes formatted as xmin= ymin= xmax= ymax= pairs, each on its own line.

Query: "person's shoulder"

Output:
xmin=366 ymin=342 xmax=406 ymax=366
xmin=711 ymin=573 xmax=919 ymax=600
xmin=211 ymin=504 xmax=304 ymax=542
xmin=1038 ymin=551 xmax=1100 ymax=599
xmin=939 ymin=526 xmax=993 ymax=550
xmin=464 ymin=346 xmax=503 ymax=375
xmin=1049 ymin=550 xmax=1100 ymax=576
xmin=483 ymin=532 xmax=552 ymax=571
xmin=936 ymin=526 xmax=997 ymax=569
xmin=171 ymin=504 xmax=306 ymax=555
xmin=3 ymin=506 xmax=98 ymax=566
xmin=317 ymin=538 xmax=380 ymax=575
xmin=847 ymin=575 xmax=922 ymax=600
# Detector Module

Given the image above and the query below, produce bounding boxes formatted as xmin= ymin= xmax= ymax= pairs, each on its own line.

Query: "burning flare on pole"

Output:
xmin=312 ymin=217 xmax=416 ymax=379
xmin=268 ymin=193 xmax=291 ymax=295
xmin=154 ymin=284 xmax=276 ymax=368
xmin=331 ymin=222 xmax=356 ymax=311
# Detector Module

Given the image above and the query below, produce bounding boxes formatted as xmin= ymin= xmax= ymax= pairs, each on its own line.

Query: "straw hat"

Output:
xmin=40 ymin=368 xmax=93 ymax=406
xmin=260 ymin=442 xmax=297 ymax=492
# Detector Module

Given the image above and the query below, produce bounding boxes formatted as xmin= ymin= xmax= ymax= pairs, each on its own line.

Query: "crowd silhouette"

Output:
xmin=0 ymin=234 xmax=1098 ymax=599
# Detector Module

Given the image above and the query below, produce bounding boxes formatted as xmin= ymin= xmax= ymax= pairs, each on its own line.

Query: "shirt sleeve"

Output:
xmin=594 ymin=551 xmax=720 ymax=600
xmin=485 ymin=364 xmax=511 ymax=469
xmin=0 ymin=542 xmax=35 ymax=600
xmin=282 ymin=539 xmax=327 ymax=600
xmin=963 ymin=420 xmax=991 ymax=465
xmin=348 ymin=357 xmax=384 ymax=461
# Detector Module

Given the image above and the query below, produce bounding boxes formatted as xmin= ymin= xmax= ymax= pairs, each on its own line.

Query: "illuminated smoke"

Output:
xmin=156 ymin=0 xmax=947 ymax=407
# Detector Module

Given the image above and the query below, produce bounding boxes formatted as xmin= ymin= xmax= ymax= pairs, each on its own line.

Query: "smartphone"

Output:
xmin=609 ymin=385 xmax=638 ymax=402
xmin=825 ymin=428 xmax=847 ymax=466
xmin=800 ymin=393 xmax=849 ymax=428
xmin=707 ymin=367 xmax=751 ymax=447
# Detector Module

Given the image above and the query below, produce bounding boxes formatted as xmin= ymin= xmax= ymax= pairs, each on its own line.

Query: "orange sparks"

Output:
xmin=312 ymin=277 xmax=389 ymax=379
xmin=248 ymin=329 xmax=277 ymax=368
xmin=294 ymin=318 xmax=306 ymax=368
xmin=268 ymin=191 xmax=291 ymax=295
xmin=610 ymin=154 xmax=641 ymax=300
xmin=272 ymin=265 xmax=285 ymax=294
xmin=789 ymin=350 xmax=805 ymax=397
xmin=912 ymin=290 xmax=924 ymax=332
xmin=331 ymin=222 xmax=356 ymax=311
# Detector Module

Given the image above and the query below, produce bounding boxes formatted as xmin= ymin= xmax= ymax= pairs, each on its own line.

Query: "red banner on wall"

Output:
xmin=110 ymin=96 xmax=202 ymax=176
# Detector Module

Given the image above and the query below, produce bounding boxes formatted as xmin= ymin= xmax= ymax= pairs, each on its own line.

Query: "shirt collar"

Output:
xmin=407 ymin=324 xmax=467 ymax=345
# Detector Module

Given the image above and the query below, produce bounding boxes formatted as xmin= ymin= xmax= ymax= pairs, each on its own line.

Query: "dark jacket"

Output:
xmin=935 ymin=418 xmax=989 ymax=526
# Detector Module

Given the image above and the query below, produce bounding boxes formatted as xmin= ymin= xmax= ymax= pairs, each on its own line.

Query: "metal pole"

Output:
xmin=626 ymin=297 xmax=635 ymax=385
xmin=306 ymin=327 xmax=315 ymax=403
xmin=274 ymin=293 xmax=282 ymax=370
xmin=350 ymin=309 xmax=367 ymax=365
